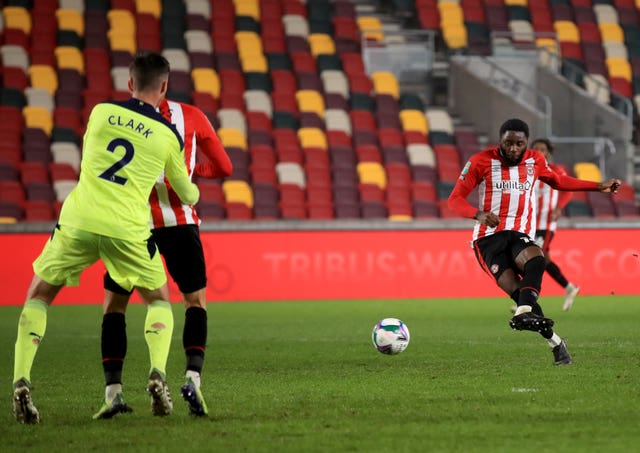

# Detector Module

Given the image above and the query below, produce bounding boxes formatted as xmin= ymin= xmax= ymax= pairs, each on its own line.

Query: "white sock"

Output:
xmin=546 ymin=333 xmax=562 ymax=348
xmin=105 ymin=383 xmax=122 ymax=401
xmin=186 ymin=370 xmax=201 ymax=388
xmin=514 ymin=305 xmax=532 ymax=316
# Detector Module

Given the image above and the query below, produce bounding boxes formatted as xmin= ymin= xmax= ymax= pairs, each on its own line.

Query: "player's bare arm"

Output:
xmin=474 ymin=211 xmax=500 ymax=227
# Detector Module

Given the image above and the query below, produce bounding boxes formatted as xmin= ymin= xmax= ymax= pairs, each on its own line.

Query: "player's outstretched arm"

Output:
xmin=597 ymin=179 xmax=621 ymax=193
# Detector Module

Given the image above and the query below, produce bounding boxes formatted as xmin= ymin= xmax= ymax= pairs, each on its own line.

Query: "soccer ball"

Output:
xmin=372 ymin=318 xmax=410 ymax=355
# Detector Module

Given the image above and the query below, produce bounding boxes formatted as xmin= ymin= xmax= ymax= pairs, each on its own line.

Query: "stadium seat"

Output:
xmin=222 ymin=180 xmax=254 ymax=208
xmin=573 ymin=162 xmax=602 ymax=182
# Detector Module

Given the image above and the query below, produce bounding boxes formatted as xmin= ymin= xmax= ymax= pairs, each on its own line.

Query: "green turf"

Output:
xmin=1 ymin=296 xmax=639 ymax=452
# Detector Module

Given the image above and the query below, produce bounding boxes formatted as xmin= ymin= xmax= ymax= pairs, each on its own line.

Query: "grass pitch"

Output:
xmin=1 ymin=296 xmax=639 ymax=452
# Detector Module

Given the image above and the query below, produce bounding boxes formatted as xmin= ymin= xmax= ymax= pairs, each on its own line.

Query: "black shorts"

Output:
xmin=473 ymin=230 xmax=539 ymax=281
xmin=153 ymin=224 xmax=207 ymax=294
xmin=534 ymin=229 xmax=554 ymax=254
xmin=104 ymin=224 xmax=206 ymax=295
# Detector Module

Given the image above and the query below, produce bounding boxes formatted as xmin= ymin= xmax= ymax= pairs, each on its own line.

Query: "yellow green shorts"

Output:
xmin=33 ymin=224 xmax=167 ymax=291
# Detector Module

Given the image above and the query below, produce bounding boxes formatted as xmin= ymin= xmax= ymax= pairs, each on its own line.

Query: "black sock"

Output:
xmin=101 ymin=313 xmax=127 ymax=385
xmin=183 ymin=307 xmax=207 ymax=373
xmin=546 ymin=261 xmax=569 ymax=288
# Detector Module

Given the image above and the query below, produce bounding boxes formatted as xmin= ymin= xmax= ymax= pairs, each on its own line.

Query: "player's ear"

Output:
xmin=159 ymin=79 xmax=168 ymax=96
xmin=127 ymin=77 xmax=134 ymax=93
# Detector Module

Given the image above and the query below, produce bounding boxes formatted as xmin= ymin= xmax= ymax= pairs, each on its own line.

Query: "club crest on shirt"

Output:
xmin=526 ymin=163 xmax=534 ymax=175
xmin=490 ymin=264 xmax=499 ymax=274
xmin=459 ymin=161 xmax=471 ymax=180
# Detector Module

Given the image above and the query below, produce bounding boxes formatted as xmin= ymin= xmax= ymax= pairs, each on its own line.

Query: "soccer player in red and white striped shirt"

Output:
xmin=531 ymin=138 xmax=580 ymax=312
xmin=97 ymin=97 xmax=232 ymax=418
xmin=448 ymin=119 xmax=620 ymax=365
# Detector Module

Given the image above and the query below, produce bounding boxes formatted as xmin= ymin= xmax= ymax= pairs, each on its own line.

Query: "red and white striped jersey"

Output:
xmin=448 ymin=147 xmax=597 ymax=242
xmin=535 ymin=163 xmax=572 ymax=232
xmin=148 ymin=99 xmax=232 ymax=229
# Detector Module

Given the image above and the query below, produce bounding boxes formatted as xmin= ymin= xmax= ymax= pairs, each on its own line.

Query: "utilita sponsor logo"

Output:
xmin=495 ymin=180 xmax=531 ymax=191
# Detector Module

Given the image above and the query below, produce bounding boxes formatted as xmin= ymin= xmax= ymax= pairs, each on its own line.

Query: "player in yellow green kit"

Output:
xmin=12 ymin=53 xmax=199 ymax=424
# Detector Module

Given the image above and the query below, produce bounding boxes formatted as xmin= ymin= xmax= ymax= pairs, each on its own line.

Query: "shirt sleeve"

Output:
xmin=553 ymin=165 xmax=573 ymax=208
xmin=539 ymin=157 xmax=598 ymax=191
xmin=191 ymin=108 xmax=233 ymax=178
xmin=448 ymin=157 xmax=482 ymax=219
xmin=163 ymin=138 xmax=200 ymax=205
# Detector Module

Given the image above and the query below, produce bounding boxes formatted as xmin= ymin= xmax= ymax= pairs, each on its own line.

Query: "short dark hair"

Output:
xmin=499 ymin=118 xmax=529 ymax=138
xmin=129 ymin=52 xmax=170 ymax=92
xmin=531 ymin=138 xmax=554 ymax=153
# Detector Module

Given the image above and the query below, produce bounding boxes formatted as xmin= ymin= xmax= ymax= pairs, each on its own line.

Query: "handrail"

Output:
xmin=547 ymin=136 xmax=617 ymax=177
xmin=450 ymin=55 xmax=553 ymax=135
xmin=489 ymin=31 xmax=633 ymax=124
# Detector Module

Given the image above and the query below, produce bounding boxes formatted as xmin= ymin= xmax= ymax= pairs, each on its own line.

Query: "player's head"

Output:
xmin=531 ymin=138 xmax=553 ymax=160
xmin=498 ymin=118 xmax=529 ymax=166
xmin=128 ymin=52 xmax=170 ymax=104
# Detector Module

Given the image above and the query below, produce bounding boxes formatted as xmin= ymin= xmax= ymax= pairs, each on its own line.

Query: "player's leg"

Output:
xmin=137 ymin=284 xmax=174 ymax=416
xmin=512 ymin=239 xmax=571 ymax=365
xmin=14 ymin=225 xmax=99 ymax=423
xmin=13 ymin=276 xmax=61 ymax=424
xmin=153 ymin=225 xmax=209 ymax=416
xmin=542 ymin=232 xmax=580 ymax=311
xmin=102 ymin=235 xmax=174 ymax=416
xmin=93 ymin=273 xmax=134 ymax=420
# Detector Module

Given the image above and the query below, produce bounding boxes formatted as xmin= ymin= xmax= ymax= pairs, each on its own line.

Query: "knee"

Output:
xmin=183 ymin=289 xmax=207 ymax=310
xmin=524 ymin=255 xmax=546 ymax=275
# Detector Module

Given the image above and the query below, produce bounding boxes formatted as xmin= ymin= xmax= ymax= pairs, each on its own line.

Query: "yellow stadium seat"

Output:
xmin=222 ymin=180 xmax=254 ymax=208
xmin=389 ymin=214 xmax=412 ymax=221
xmin=357 ymin=17 xmax=384 ymax=42
xmin=606 ymin=57 xmax=632 ymax=82
xmin=599 ymin=23 xmax=624 ymax=43
xmin=235 ymin=31 xmax=263 ymax=54
xmin=372 ymin=71 xmax=400 ymax=99
xmin=234 ymin=0 xmax=260 ymax=20
xmin=536 ymin=38 xmax=558 ymax=53
xmin=308 ymin=34 xmax=336 ymax=57
xmin=240 ymin=54 xmax=268 ymax=72
xmin=28 ymin=66 xmax=58 ymax=94
xmin=505 ymin=0 xmax=528 ymax=5
xmin=554 ymin=21 xmax=580 ymax=43
xmin=298 ymin=128 xmax=328 ymax=149
xmin=573 ymin=162 xmax=602 ymax=182
xmin=55 ymin=47 xmax=85 ymax=74
xmin=135 ymin=0 xmax=162 ymax=19
xmin=107 ymin=10 xmax=136 ymax=34
xmin=0 ymin=217 xmax=18 ymax=224
xmin=108 ymin=31 xmax=137 ymax=56
xmin=357 ymin=162 xmax=387 ymax=189
xmin=2 ymin=6 xmax=31 ymax=34
xmin=400 ymin=110 xmax=429 ymax=134
xmin=192 ymin=68 xmax=220 ymax=98
xmin=56 ymin=9 xmax=84 ymax=36
xmin=443 ymin=25 xmax=468 ymax=49
xmin=296 ymin=90 xmax=325 ymax=118
xmin=28 ymin=65 xmax=59 ymax=96
xmin=23 ymin=106 xmax=53 ymax=136
xmin=437 ymin=3 xmax=464 ymax=26
xmin=218 ymin=128 xmax=247 ymax=150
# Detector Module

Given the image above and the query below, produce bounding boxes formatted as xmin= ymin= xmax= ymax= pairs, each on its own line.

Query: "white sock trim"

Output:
xmin=514 ymin=305 xmax=532 ymax=316
xmin=105 ymin=383 xmax=122 ymax=401
xmin=186 ymin=369 xmax=201 ymax=388
xmin=547 ymin=333 xmax=562 ymax=348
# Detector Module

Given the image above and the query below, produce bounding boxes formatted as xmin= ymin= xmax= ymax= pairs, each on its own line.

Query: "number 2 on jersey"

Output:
xmin=99 ymin=138 xmax=134 ymax=185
